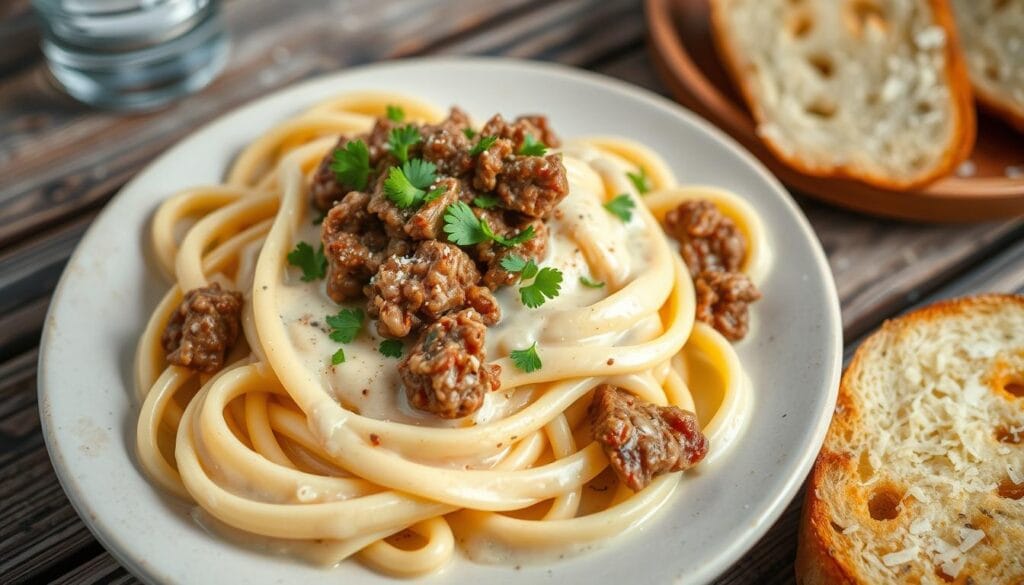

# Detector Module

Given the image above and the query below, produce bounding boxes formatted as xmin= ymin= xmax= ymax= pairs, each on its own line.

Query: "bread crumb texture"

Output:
xmin=950 ymin=0 xmax=1024 ymax=129
xmin=801 ymin=295 xmax=1024 ymax=584
xmin=713 ymin=0 xmax=971 ymax=187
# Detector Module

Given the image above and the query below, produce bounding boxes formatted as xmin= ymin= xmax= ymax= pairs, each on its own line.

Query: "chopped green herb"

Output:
xmin=402 ymin=158 xmax=437 ymax=189
xmin=443 ymin=201 xmax=487 ymax=246
xmin=469 ymin=135 xmax=498 ymax=156
xmin=603 ymin=193 xmax=636 ymax=222
xmin=423 ymin=186 xmax=446 ymax=203
xmin=471 ymin=195 xmax=500 ymax=209
xmin=330 ymin=139 xmax=370 ymax=191
xmin=311 ymin=210 xmax=326 ymax=225
xmin=481 ymin=220 xmax=535 ymax=247
xmin=378 ymin=339 xmax=404 ymax=358
xmin=519 ymin=267 xmax=563 ymax=308
xmin=387 ymin=125 xmax=421 ymax=164
xmin=518 ymin=133 xmax=548 ymax=156
xmin=500 ymin=254 xmax=539 ymax=280
xmin=444 ymin=202 xmax=536 ymax=248
xmin=386 ymin=104 xmax=405 ymax=122
xmin=383 ymin=159 xmax=438 ymax=209
xmin=462 ymin=127 xmax=477 ymax=139
xmin=331 ymin=347 xmax=346 ymax=365
xmin=326 ymin=308 xmax=364 ymax=344
xmin=579 ymin=275 xmax=605 ymax=288
xmin=626 ymin=167 xmax=651 ymax=194
xmin=286 ymin=242 xmax=327 ymax=282
xmin=510 ymin=342 xmax=542 ymax=373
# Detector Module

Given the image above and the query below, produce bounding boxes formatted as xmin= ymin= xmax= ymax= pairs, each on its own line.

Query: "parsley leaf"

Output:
xmin=387 ymin=125 xmax=421 ymax=164
xmin=519 ymin=267 xmax=563 ymax=308
xmin=445 ymin=202 xmax=536 ymax=248
xmin=326 ymin=308 xmax=364 ymax=343
xmin=386 ymin=104 xmax=405 ymax=122
xmin=500 ymin=254 xmax=539 ymax=280
xmin=462 ymin=127 xmax=477 ymax=139
xmin=480 ymin=220 xmax=535 ymax=247
xmin=331 ymin=139 xmax=370 ymax=191
xmin=402 ymin=158 xmax=437 ymax=189
xmin=510 ymin=342 xmax=542 ymax=373
xmin=379 ymin=339 xmax=403 ymax=358
xmin=331 ymin=347 xmax=346 ymax=365
xmin=443 ymin=201 xmax=487 ymax=245
xmin=603 ymin=193 xmax=635 ymax=222
xmin=472 ymin=195 xmax=500 ymax=209
xmin=424 ymin=186 xmax=446 ymax=203
xmin=626 ymin=167 xmax=651 ymax=194
xmin=518 ymin=133 xmax=548 ymax=156
xmin=383 ymin=159 xmax=438 ymax=209
xmin=579 ymin=275 xmax=605 ymax=288
xmin=286 ymin=242 xmax=327 ymax=281
xmin=469 ymin=135 xmax=497 ymax=156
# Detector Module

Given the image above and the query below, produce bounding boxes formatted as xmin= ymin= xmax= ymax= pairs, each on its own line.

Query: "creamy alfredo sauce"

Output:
xmin=270 ymin=151 xmax=658 ymax=454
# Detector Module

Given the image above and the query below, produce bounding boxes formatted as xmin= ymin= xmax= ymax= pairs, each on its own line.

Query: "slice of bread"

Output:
xmin=709 ymin=0 xmax=976 ymax=190
xmin=796 ymin=295 xmax=1024 ymax=585
xmin=950 ymin=0 xmax=1024 ymax=133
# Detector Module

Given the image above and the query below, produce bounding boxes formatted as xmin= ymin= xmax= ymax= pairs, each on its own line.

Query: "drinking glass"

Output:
xmin=31 ymin=0 xmax=229 ymax=110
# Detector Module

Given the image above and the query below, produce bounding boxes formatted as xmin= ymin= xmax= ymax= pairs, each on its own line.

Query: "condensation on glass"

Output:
xmin=31 ymin=0 xmax=229 ymax=110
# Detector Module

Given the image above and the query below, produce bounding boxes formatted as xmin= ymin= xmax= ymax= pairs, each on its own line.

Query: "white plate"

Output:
xmin=39 ymin=57 xmax=842 ymax=585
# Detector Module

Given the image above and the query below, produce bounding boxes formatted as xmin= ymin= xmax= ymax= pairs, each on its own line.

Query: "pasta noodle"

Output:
xmin=134 ymin=92 xmax=769 ymax=576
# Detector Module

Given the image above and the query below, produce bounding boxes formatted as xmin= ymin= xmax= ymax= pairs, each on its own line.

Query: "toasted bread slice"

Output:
xmin=709 ymin=0 xmax=976 ymax=190
xmin=796 ymin=295 xmax=1024 ymax=584
xmin=950 ymin=0 xmax=1024 ymax=133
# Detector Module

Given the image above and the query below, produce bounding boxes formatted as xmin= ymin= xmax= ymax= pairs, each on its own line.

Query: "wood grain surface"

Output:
xmin=0 ymin=0 xmax=1021 ymax=583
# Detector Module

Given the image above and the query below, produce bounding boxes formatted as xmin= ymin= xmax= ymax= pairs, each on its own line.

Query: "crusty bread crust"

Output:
xmin=796 ymin=295 xmax=1024 ymax=585
xmin=709 ymin=0 xmax=976 ymax=191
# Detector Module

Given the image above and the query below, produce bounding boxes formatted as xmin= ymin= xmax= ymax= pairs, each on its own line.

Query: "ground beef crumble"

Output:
xmin=366 ymin=240 xmax=500 ymax=338
xmin=664 ymin=200 xmax=746 ymax=274
xmin=161 ymin=283 xmax=243 ymax=373
xmin=694 ymin=270 xmax=762 ymax=341
xmin=589 ymin=385 xmax=708 ymax=491
xmin=398 ymin=309 xmax=501 ymax=419
xmin=663 ymin=200 xmax=761 ymax=341
xmin=311 ymin=107 xmax=570 ymax=418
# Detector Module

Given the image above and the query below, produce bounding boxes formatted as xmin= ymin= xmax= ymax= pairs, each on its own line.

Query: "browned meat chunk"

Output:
xmin=472 ymin=138 xmax=514 ymax=193
xmin=494 ymin=154 xmax=569 ymax=219
xmin=366 ymin=240 xmax=500 ymax=338
xmin=589 ymin=385 xmax=708 ymax=491
xmin=310 ymin=136 xmax=349 ymax=212
xmin=471 ymin=209 xmax=549 ymax=290
xmin=694 ymin=270 xmax=761 ymax=341
xmin=480 ymin=114 xmax=562 ymax=151
xmin=322 ymin=191 xmax=409 ymax=302
xmin=404 ymin=178 xmax=461 ymax=241
xmin=161 ymin=283 xmax=243 ymax=373
xmin=664 ymin=200 xmax=746 ymax=274
xmin=364 ymin=117 xmax=401 ymax=167
xmin=399 ymin=309 xmax=501 ymax=419
xmin=421 ymin=108 xmax=474 ymax=176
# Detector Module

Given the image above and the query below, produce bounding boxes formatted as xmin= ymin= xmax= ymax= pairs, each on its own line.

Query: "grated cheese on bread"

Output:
xmin=796 ymin=295 xmax=1024 ymax=585
xmin=709 ymin=0 xmax=976 ymax=190
xmin=950 ymin=0 xmax=1024 ymax=132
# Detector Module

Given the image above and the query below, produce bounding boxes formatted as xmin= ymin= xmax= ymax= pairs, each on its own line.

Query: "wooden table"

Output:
xmin=1 ymin=1 xmax=1021 ymax=583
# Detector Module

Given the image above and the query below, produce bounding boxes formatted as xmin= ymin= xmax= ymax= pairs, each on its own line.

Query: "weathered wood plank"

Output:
xmin=0 ymin=0 xmax=548 ymax=249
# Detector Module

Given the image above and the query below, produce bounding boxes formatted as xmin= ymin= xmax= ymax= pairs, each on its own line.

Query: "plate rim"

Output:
xmin=37 ymin=55 xmax=843 ymax=585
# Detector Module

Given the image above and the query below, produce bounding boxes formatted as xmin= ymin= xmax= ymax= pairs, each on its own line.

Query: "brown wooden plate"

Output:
xmin=645 ymin=0 xmax=1024 ymax=222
